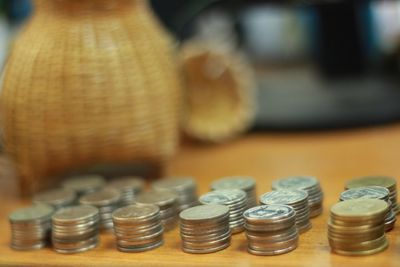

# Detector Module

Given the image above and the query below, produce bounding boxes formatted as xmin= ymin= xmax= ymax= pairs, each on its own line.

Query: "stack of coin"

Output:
xmin=199 ymin=189 xmax=247 ymax=233
xmin=79 ymin=188 xmax=121 ymax=231
xmin=244 ymin=204 xmax=298 ymax=256
xmin=33 ymin=188 xmax=76 ymax=210
xmin=259 ymin=190 xmax=311 ymax=234
xmin=328 ymin=199 xmax=389 ymax=256
xmin=211 ymin=177 xmax=257 ymax=208
xmin=9 ymin=204 xmax=54 ymax=250
xmin=112 ymin=204 xmax=164 ymax=252
xmin=340 ymin=186 xmax=396 ymax=231
xmin=108 ymin=176 xmax=144 ymax=206
xmin=62 ymin=175 xmax=106 ymax=197
xmin=272 ymin=176 xmax=323 ymax=218
xmin=179 ymin=204 xmax=231 ymax=254
xmin=153 ymin=177 xmax=198 ymax=211
xmin=136 ymin=190 xmax=179 ymax=231
xmin=52 ymin=205 xmax=100 ymax=254
xmin=346 ymin=176 xmax=399 ymax=215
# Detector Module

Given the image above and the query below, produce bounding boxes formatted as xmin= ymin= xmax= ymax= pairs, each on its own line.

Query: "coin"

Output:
xmin=108 ymin=176 xmax=144 ymax=206
xmin=244 ymin=205 xmax=299 ymax=256
xmin=9 ymin=204 xmax=54 ymax=251
xmin=33 ymin=189 xmax=76 ymax=209
xmin=62 ymin=175 xmax=105 ymax=196
xmin=211 ymin=177 xmax=257 ymax=208
xmin=112 ymin=204 xmax=164 ymax=253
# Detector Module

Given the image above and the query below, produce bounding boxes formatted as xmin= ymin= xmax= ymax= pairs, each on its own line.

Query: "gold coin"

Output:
xmin=330 ymin=199 xmax=388 ymax=220
xmin=330 ymin=238 xmax=388 ymax=256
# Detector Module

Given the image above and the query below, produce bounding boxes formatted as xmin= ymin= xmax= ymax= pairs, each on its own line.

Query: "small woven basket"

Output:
xmin=181 ymin=40 xmax=256 ymax=143
xmin=0 ymin=0 xmax=182 ymax=196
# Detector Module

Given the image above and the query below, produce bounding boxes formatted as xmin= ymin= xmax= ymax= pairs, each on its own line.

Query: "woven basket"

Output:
xmin=181 ymin=40 xmax=255 ymax=143
xmin=0 ymin=0 xmax=182 ymax=196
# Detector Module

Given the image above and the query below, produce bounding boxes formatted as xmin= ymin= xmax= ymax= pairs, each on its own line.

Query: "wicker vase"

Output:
xmin=0 ymin=0 xmax=182 ymax=196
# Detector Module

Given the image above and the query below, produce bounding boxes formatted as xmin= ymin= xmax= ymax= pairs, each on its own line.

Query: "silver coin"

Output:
xmin=62 ymin=175 xmax=105 ymax=194
xmin=179 ymin=205 xmax=229 ymax=222
xmin=199 ymin=189 xmax=246 ymax=205
xmin=9 ymin=204 xmax=54 ymax=223
xmin=52 ymin=205 xmax=99 ymax=223
xmin=136 ymin=190 xmax=178 ymax=207
xmin=79 ymin=188 xmax=121 ymax=206
xmin=33 ymin=189 xmax=76 ymax=208
xmin=112 ymin=204 xmax=160 ymax=222
xmin=340 ymin=186 xmax=390 ymax=201
xmin=272 ymin=176 xmax=318 ymax=190
xmin=211 ymin=177 xmax=255 ymax=192
xmin=244 ymin=205 xmax=294 ymax=221
xmin=260 ymin=190 xmax=308 ymax=205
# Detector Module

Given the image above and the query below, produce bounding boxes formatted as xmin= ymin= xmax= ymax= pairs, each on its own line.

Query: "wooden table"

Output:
xmin=1 ymin=124 xmax=400 ymax=266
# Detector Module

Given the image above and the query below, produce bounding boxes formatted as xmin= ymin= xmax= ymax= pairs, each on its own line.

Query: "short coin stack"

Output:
xmin=9 ymin=204 xmax=54 ymax=250
xmin=272 ymin=176 xmax=323 ymax=218
xmin=33 ymin=188 xmax=76 ymax=210
xmin=211 ymin=177 xmax=257 ymax=208
xmin=108 ymin=176 xmax=144 ymax=206
xmin=112 ymin=204 xmax=164 ymax=252
xmin=199 ymin=189 xmax=247 ymax=233
xmin=153 ymin=177 xmax=198 ymax=211
xmin=179 ymin=204 xmax=231 ymax=254
xmin=328 ymin=199 xmax=389 ymax=256
xmin=340 ymin=186 xmax=396 ymax=231
xmin=52 ymin=205 xmax=100 ymax=254
xmin=136 ymin=190 xmax=179 ymax=231
xmin=244 ymin=205 xmax=299 ymax=256
xmin=346 ymin=176 xmax=399 ymax=215
xmin=62 ymin=175 xmax=106 ymax=197
xmin=259 ymin=190 xmax=311 ymax=234
xmin=79 ymin=188 xmax=121 ymax=231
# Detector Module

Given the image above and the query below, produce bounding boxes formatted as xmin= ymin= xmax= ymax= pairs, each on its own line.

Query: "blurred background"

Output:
xmin=2 ymin=0 xmax=400 ymax=131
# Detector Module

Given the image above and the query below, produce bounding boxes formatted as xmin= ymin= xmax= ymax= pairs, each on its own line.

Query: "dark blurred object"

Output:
xmin=315 ymin=1 xmax=366 ymax=77
xmin=4 ymin=0 xmax=32 ymax=24
xmin=152 ymin=0 xmax=400 ymax=130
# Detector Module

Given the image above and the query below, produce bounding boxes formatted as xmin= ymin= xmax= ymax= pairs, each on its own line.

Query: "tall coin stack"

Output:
xmin=199 ymin=189 xmax=247 ymax=233
xmin=33 ymin=188 xmax=76 ymax=210
xmin=179 ymin=204 xmax=231 ymax=254
xmin=112 ymin=204 xmax=164 ymax=252
xmin=259 ymin=190 xmax=311 ymax=234
xmin=328 ymin=199 xmax=389 ymax=256
xmin=52 ymin=205 xmax=100 ymax=254
xmin=340 ymin=186 xmax=396 ymax=231
xmin=272 ymin=176 xmax=323 ymax=218
xmin=136 ymin=190 xmax=179 ymax=231
xmin=79 ymin=188 xmax=121 ymax=231
xmin=62 ymin=175 xmax=106 ymax=197
xmin=108 ymin=176 xmax=144 ymax=206
xmin=153 ymin=177 xmax=198 ymax=211
xmin=244 ymin=205 xmax=299 ymax=256
xmin=9 ymin=204 xmax=54 ymax=250
xmin=211 ymin=177 xmax=257 ymax=208
xmin=346 ymin=176 xmax=399 ymax=215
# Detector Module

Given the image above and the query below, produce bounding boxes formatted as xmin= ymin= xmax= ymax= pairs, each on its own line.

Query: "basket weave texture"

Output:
xmin=0 ymin=0 xmax=182 ymax=195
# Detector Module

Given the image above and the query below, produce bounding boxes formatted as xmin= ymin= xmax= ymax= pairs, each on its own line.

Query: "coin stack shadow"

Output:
xmin=345 ymin=176 xmax=399 ymax=215
xmin=153 ymin=177 xmax=198 ymax=212
xmin=52 ymin=205 xmax=100 ymax=254
xmin=340 ymin=186 xmax=396 ymax=232
xmin=9 ymin=204 xmax=54 ymax=250
xmin=179 ymin=204 xmax=231 ymax=254
xmin=79 ymin=188 xmax=121 ymax=231
xmin=272 ymin=176 xmax=323 ymax=218
xmin=211 ymin=177 xmax=257 ymax=208
xmin=244 ymin=205 xmax=299 ymax=256
xmin=62 ymin=175 xmax=106 ymax=197
xmin=108 ymin=177 xmax=144 ymax=206
xmin=135 ymin=190 xmax=179 ymax=231
xmin=259 ymin=190 xmax=311 ymax=234
xmin=199 ymin=189 xmax=247 ymax=234
xmin=33 ymin=189 xmax=77 ymax=210
xmin=328 ymin=199 xmax=389 ymax=256
xmin=112 ymin=204 xmax=164 ymax=252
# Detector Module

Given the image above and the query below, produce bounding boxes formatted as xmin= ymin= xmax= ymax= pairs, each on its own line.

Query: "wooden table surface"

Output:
xmin=2 ymin=124 xmax=400 ymax=266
